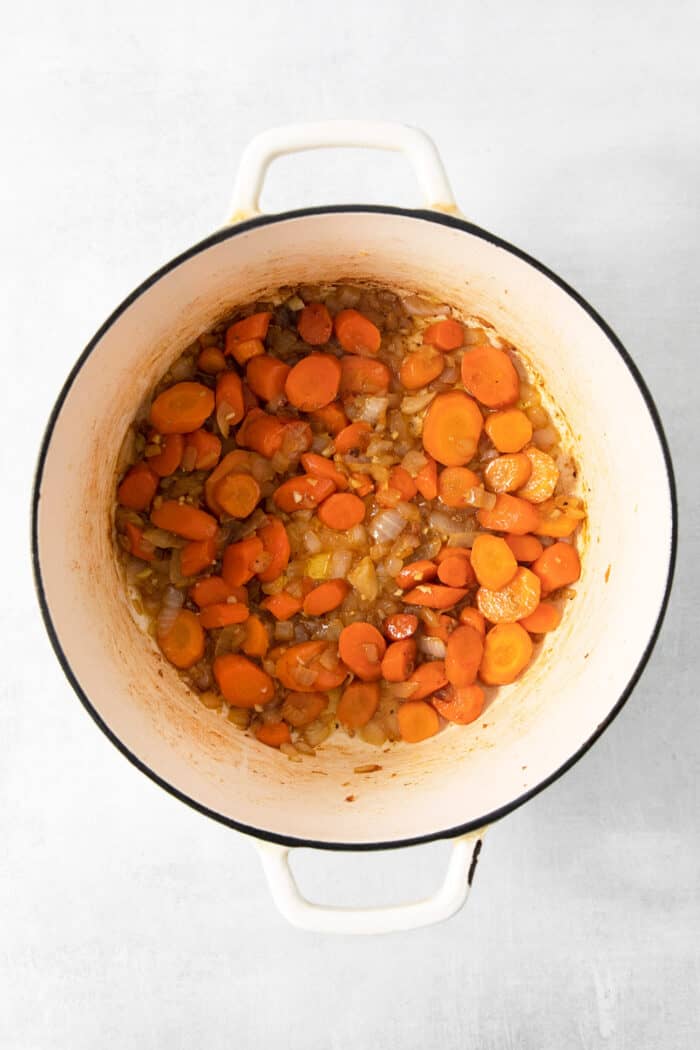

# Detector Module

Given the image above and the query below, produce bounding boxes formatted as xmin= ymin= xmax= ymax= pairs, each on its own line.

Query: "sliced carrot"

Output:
xmin=199 ymin=601 xmax=250 ymax=629
xmin=273 ymin=474 xmax=336 ymax=513
xmin=517 ymin=447 xmax=559 ymax=503
xmin=399 ymin=347 xmax=444 ymax=390
xmin=204 ymin=450 xmax=253 ymax=513
xmin=255 ymin=722 xmax=291 ymax=748
xmin=222 ymin=536 xmax=265 ymax=587
xmin=237 ymin=409 xmax=287 ymax=458
xmin=382 ymin=613 xmax=419 ymax=641
xmin=484 ymin=409 xmax=533 ymax=453
xmin=151 ymin=500 xmax=218 ymax=541
xmin=225 ymin=312 xmax=272 ymax=352
xmin=300 ymin=452 xmax=349 ymax=491
xmin=150 ymin=382 xmax=215 ymax=434
xmin=337 ymin=680 xmax=380 ymax=729
xmin=437 ymin=554 xmax=474 ymax=588
xmin=197 ymin=346 xmax=226 ymax=374
xmin=432 ymin=684 xmax=484 ymax=724
xmin=438 ymin=466 xmax=481 ymax=508
xmin=309 ymin=401 xmax=349 ymax=436
xmin=477 ymin=493 xmax=540 ymax=535
xmin=349 ymin=472 xmax=374 ymax=497
xmin=461 ymin=344 xmax=520 ymax=409
xmin=215 ymin=372 xmax=245 ymax=432
xmin=397 ymin=700 xmax=440 ymax=742
xmin=415 ymin=455 xmax=438 ymax=499
xmin=256 ymin=518 xmax=291 ymax=583
xmin=302 ymin=579 xmax=350 ymax=616
xmin=381 ymin=638 xmax=417 ymax=682
xmin=436 ymin=546 xmax=472 ymax=563
xmin=484 ymin=453 xmax=532 ymax=494
xmin=124 ymin=521 xmax=155 ymax=562
xmin=422 ymin=391 xmax=483 ymax=467
xmin=261 ymin=591 xmax=303 ymax=621
xmin=396 ymin=560 xmax=438 ymax=589
xmin=285 ymin=352 xmax=342 ymax=411
xmin=146 ymin=432 xmax=184 ymax=477
xmin=245 ymin=355 xmax=291 ymax=402
xmin=213 ymin=653 xmax=275 ymax=707
xmin=402 ymin=584 xmax=468 ymax=609
xmin=339 ymin=356 xmax=391 ymax=396
xmin=470 ymin=534 xmax=518 ymax=590
xmin=519 ymin=602 xmax=562 ymax=633
xmin=226 ymin=337 xmax=264 ymax=368
xmin=281 ymin=691 xmax=328 ymax=727
xmin=480 ymin=623 xmax=533 ymax=685
xmin=422 ymin=612 xmax=457 ymax=643
xmin=275 ymin=640 xmax=347 ymax=692
xmin=458 ymin=606 xmax=486 ymax=635
xmin=504 ymin=533 xmax=543 ymax=563
xmin=297 ymin=302 xmax=333 ymax=345
xmin=531 ymin=541 xmax=580 ymax=594
xmin=184 ymin=429 xmax=221 ymax=471
xmin=157 ymin=610 xmax=205 ymax=669
xmin=532 ymin=508 xmax=580 ymax=538
xmin=117 ymin=461 xmax=158 ymax=510
xmin=189 ymin=575 xmax=237 ymax=608
xmin=180 ymin=536 xmax=217 ymax=577
xmin=476 ymin=566 xmax=541 ymax=624
xmin=406 ymin=661 xmax=448 ymax=699
xmin=445 ymin=624 xmax=484 ymax=687
xmin=376 ymin=466 xmax=417 ymax=507
xmin=334 ymin=309 xmax=381 ymax=356
xmin=422 ymin=318 xmax=464 ymax=351
xmin=334 ymin=421 xmax=372 ymax=455
xmin=215 ymin=472 xmax=261 ymax=519
xmin=338 ymin=622 xmax=386 ymax=681
xmin=242 ymin=614 xmax=269 ymax=658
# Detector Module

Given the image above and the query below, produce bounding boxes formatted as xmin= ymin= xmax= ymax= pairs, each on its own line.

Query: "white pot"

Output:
xmin=32 ymin=122 xmax=676 ymax=934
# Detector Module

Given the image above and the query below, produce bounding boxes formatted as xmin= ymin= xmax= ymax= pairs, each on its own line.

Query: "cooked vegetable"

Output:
xmin=297 ymin=302 xmax=333 ymax=345
xmin=398 ymin=700 xmax=440 ymax=742
xmin=476 ymin=567 xmax=541 ymax=624
xmin=432 ymin=684 xmax=484 ymax=724
xmin=334 ymin=309 xmax=381 ymax=355
xmin=531 ymin=541 xmax=581 ymax=593
xmin=480 ymin=623 xmax=533 ymax=684
xmin=470 ymin=534 xmax=518 ymax=590
xmin=422 ymin=391 xmax=483 ymax=467
xmin=150 ymin=382 xmax=215 ymax=434
xmin=461 ymin=345 xmax=520 ymax=408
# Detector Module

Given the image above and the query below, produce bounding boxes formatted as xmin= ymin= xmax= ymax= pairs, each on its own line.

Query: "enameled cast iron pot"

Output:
xmin=32 ymin=122 xmax=676 ymax=933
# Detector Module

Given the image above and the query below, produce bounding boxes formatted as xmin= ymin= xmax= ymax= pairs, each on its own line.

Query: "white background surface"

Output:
xmin=2 ymin=1 xmax=698 ymax=1046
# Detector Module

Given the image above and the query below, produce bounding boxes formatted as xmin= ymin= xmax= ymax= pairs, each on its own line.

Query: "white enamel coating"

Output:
xmin=34 ymin=125 xmax=673 ymax=934
xmin=229 ymin=120 xmax=456 ymax=219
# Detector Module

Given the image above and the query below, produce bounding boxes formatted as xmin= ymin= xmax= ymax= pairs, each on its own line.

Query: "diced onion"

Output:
xmin=402 ymin=295 xmax=450 ymax=317
xmin=294 ymin=665 xmax=318 ymax=687
xmin=369 ymin=508 xmax=406 ymax=543
xmin=330 ymin=549 xmax=353 ymax=578
xmin=180 ymin=444 xmax=198 ymax=472
xmin=386 ymin=680 xmax=419 ymax=698
xmin=216 ymin=400 xmax=235 ymax=438
xmin=274 ymin=621 xmax=295 ymax=641
xmin=533 ymin=426 xmax=558 ymax=450
xmin=357 ymin=396 xmax=389 ymax=424
xmin=419 ymin=636 xmax=446 ymax=659
xmin=401 ymin=449 xmax=428 ymax=476
xmin=348 ymin=556 xmax=379 ymax=601
xmin=401 ymin=390 xmax=436 ymax=414
xmin=156 ymin=586 xmax=184 ymax=637
xmin=305 ymin=530 xmax=323 ymax=554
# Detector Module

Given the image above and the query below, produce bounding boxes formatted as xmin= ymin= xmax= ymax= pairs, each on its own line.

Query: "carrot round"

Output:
xmin=461 ymin=344 xmax=520 ymax=408
xmin=189 ymin=575 xmax=237 ymax=608
xmin=445 ymin=624 xmax=484 ymax=687
xmin=517 ymin=447 xmax=559 ymax=503
xmin=484 ymin=453 xmax=532 ymax=494
xmin=199 ymin=601 xmax=250 ymax=629
xmin=184 ymin=429 xmax=221 ymax=471
xmin=334 ymin=309 xmax=381 ymax=356
xmin=437 ymin=554 xmax=474 ymax=588
xmin=458 ymin=606 xmax=486 ymax=635
xmin=471 ymin=534 xmax=519 ymax=590
xmin=334 ymin=421 xmax=372 ymax=454
xmin=229 ymin=337 xmax=265 ymax=368
xmin=215 ymin=472 xmax=261 ymax=519
xmin=407 ymin=661 xmax=448 ymax=699
xmin=213 ymin=653 xmax=274 ymax=707
xmin=302 ymin=579 xmax=350 ymax=616
xmin=531 ymin=541 xmax=580 ymax=593
xmin=438 ymin=466 xmax=481 ymax=507
xmin=477 ymin=493 xmax=540 ymax=535
xmin=382 ymin=613 xmax=419 ymax=640
xmin=532 ymin=508 xmax=580 ymax=538
xmin=245 ymin=355 xmax=291 ymax=402
xmin=197 ymin=346 xmax=226 ymax=374
xmin=301 ymin=452 xmax=349 ymax=491
xmin=157 ymin=610 xmax=205 ymax=669
xmin=309 ymin=401 xmax=348 ymax=436
xmin=222 ymin=536 xmax=265 ymax=587
xmin=476 ymin=566 xmax=541 ymax=624
xmin=340 ymin=356 xmax=391 ymax=396
xmin=422 ymin=318 xmax=464 ymax=351
xmin=180 ymin=536 xmax=217 ymax=577
xmin=273 ymin=474 xmax=335 ymax=513
xmin=237 ymin=410 xmax=287 ymax=459
xmin=396 ymin=560 xmax=438 ymax=589
xmin=124 ymin=521 xmax=155 ymax=562
xmin=422 ymin=391 xmax=483 ymax=467
xmin=275 ymin=640 xmax=346 ymax=692
xmin=117 ymin=461 xmax=158 ymax=510
xmin=519 ymin=602 xmax=562 ymax=633
xmin=150 ymin=382 xmax=215 ymax=434
xmin=297 ymin=302 xmax=333 ymax=345
xmin=215 ymin=371 xmax=245 ymax=432
xmin=337 ymin=680 xmax=380 ymax=729
xmin=484 ymin=409 xmax=533 ymax=453
xmin=435 ymin=544 xmax=472 ymax=563
xmin=415 ymin=455 xmax=438 ymax=499
xmin=261 ymin=591 xmax=303 ymax=621
xmin=281 ymin=691 xmax=328 ymax=727
xmin=316 ymin=492 xmax=365 ymax=530
xmin=256 ymin=518 xmax=291 ymax=583
xmin=480 ymin=623 xmax=533 ymax=685
xmin=285 ymin=353 xmax=342 ymax=411
xmin=398 ymin=700 xmax=440 ymax=742
xmin=338 ymin=622 xmax=386 ymax=681
xmin=242 ymin=614 xmax=269 ymax=658
xmin=432 ymin=684 xmax=484 ymax=724
xmin=376 ymin=466 xmax=418 ymax=507
xmin=399 ymin=348 xmax=444 ymax=390
xmin=504 ymin=533 xmax=544 ymax=563
xmin=255 ymin=722 xmax=291 ymax=748
xmin=146 ymin=432 xmax=184 ymax=477
xmin=381 ymin=638 xmax=417 ymax=682
xmin=402 ymin=584 xmax=468 ymax=609
xmin=225 ymin=311 xmax=272 ymax=352
xmin=204 ymin=450 xmax=253 ymax=512
xmin=151 ymin=500 xmax=218 ymax=541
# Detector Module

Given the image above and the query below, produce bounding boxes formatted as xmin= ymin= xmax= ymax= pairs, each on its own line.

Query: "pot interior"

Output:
xmin=35 ymin=210 xmax=673 ymax=846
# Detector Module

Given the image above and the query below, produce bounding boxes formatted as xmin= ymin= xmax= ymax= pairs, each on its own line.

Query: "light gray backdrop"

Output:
xmin=2 ymin=1 xmax=697 ymax=1047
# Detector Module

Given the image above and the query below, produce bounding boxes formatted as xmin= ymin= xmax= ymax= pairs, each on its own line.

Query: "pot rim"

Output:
xmin=31 ymin=204 xmax=678 ymax=852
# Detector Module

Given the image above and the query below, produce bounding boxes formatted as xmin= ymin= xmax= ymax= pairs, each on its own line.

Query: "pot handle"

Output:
xmin=254 ymin=829 xmax=484 ymax=935
xmin=228 ymin=120 xmax=456 ymax=221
